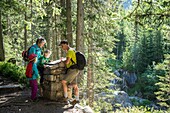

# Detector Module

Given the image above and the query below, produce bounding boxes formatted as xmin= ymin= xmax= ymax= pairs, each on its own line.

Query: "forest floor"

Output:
xmin=0 ymin=76 xmax=84 ymax=113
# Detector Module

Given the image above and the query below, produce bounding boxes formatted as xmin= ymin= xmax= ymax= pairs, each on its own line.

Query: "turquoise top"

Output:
xmin=28 ymin=44 xmax=42 ymax=65
xmin=27 ymin=63 xmax=39 ymax=80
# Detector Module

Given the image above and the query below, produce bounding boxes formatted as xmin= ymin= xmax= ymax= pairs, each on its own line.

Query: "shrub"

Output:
xmin=0 ymin=62 xmax=27 ymax=84
xmin=114 ymin=106 xmax=168 ymax=113
xmin=154 ymin=55 xmax=170 ymax=108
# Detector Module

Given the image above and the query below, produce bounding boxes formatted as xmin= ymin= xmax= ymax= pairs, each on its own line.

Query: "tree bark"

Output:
xmin=60 ymin=0 xmax=66 ymax=40
xmin=60 ymin=0 xmax=66 ymax=57
xmin=87 ymin=33 xmax=94 ymax=107
xmin=76 ymin=0 xmax=84 ymax=52
xmin=66 ymin=0 xmax=73 ymax=46
xmin=46 ymin=2 xmax=52 ymax=50
xmin=24 ymin=0 xmax=27 ymax=50
xmin=30 ymin=0 xmax=34 ymax=44
xmin=0 ymin=10 xmax=5 ymax=61
xmin=76 ymin=0 xmax=84 ymax=84
xmin=87 ymin=0 xmax=94 ymax=107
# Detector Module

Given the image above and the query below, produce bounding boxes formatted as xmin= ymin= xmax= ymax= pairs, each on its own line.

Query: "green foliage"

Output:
xmin=137 ymin=66 xmax=160 ymax=100
xmin=154 ymin=54 xmax=170 ymax=108
xmin=93 ymin=99 xmax=113 ymax=112
xmin=114 ymin=106 xmax=168 ymax=113
xmin=122 ymin=29 xmax=164 ymax=74
xmin=131 ymin=98 xmax=151 ymax=106
xmin=122 ymin=45 xmax=135 ymax=72
xmin=0 ymin=0 xmax=169 ymax=112
xmin=0 ymin=62 xmax=27 ymax=84
xmin=93 ymin=102 xmax=168 ymax=113
xmin=106 ymin=58 xmax=122 ymax=72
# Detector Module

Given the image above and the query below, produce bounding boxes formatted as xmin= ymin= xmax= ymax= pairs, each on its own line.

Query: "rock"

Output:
xmin=83 ymin=106 xmax=94 ymax=113
xmin=45 ymin=64 xmax=59 ymax=70
xmin=58 ymin=62 xmax=65 ymax=68
xmin=43 ymin=67 xmax=65 ymax=75
xmin=44 ymin=75 xmax=56 ymax=82
xmin=112 ymin=91 xmax=132 ymax=107
xmin=114 ymin=70 xmax=120 ymax=77
xmin=122 ymin=71 xmax=137 ymax=86
xmin=42 ymin=60 xmax=71 ymax=101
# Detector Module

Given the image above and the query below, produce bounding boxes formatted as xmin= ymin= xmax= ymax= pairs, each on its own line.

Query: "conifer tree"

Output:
xmin=155 ymin=55 xmax=170 ymax=108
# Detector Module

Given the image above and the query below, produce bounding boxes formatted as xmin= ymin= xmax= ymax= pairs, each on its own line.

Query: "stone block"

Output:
xmin=56 ymin=82 xmax=63 ymax=91
xmin=56 ymin=91 xmax=63 ymax=99
xmin=58 ymin=61 xmax=65 ymax=68
xmin=45 ymin=64 xmax=59 ymax=70
xmin=43 ymin=90 xmax=56 ymax=100
xmin=56 ymin=74 xmax=64 ymax=81
xmin=44 ymin=81 xmax=63 ymax=92
xmin=43 ymin=67 xmax=65 ymax=75
xmin=44 ymin=81 xmax=57 ymax=91
xmin=55 ymin=76 xmax=60 ymax=82
xmin=44 ymin=75 xmax=56 ymax=82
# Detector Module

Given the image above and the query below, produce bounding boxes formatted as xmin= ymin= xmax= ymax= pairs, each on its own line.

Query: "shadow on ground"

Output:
xmin=0 ymin=88 xmax=83 ymax=113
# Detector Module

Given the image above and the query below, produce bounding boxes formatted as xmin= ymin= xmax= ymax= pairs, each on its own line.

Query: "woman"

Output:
xmin=28 ymin=37 xmax=46 ymax=65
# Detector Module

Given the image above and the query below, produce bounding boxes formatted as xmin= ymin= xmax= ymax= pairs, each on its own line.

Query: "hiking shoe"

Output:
xmin=70 ymin=99 xmax=80 ymax=106
xmin=62 ymin=98 xmax=70 ymax=105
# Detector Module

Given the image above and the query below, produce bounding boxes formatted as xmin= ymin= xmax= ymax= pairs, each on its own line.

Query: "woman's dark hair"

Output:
xmin=36 ymin=37 xmax=46 ymax=44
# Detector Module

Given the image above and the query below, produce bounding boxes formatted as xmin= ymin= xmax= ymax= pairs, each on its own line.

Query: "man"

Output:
xmin=59 ymin=40 xmax=80 ymax=105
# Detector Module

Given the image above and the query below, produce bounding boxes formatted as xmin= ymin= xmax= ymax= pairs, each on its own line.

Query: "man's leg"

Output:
xmin=62 ymin=80 xmax=68 ymax=98
xmin=62 ymin=69 xmax=78 ymax=98
xmin=73 ymin=84 xmax=79 ymax=101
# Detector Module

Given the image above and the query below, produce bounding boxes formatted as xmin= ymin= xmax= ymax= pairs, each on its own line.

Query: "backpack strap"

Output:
xmin=71 ymin=58 xmax=75 ymax=64
xmin=70 ymin=50 xmax=76 ymax=65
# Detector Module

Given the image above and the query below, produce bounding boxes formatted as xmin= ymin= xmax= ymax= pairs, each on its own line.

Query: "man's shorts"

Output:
xmin=63 ymin=69 xmax=79 ymax=84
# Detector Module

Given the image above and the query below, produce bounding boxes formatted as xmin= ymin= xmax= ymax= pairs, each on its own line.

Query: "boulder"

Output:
xmin=122 ymin=71 xmax=137 ymax=86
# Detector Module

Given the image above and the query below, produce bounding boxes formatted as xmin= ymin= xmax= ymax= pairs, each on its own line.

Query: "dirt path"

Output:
xmin=0 ymin=88 xmax=84 ymax=113
xmin=0 ymin=75 xmax=93 ymax=113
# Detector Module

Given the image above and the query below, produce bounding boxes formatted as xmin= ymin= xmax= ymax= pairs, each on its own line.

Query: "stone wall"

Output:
xmin=43 ymin=60 xmax=72 ymax=101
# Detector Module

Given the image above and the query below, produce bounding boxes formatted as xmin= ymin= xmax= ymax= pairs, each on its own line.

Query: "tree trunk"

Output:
xmin=24 ymin=0 xmax=27 ymax=50
xmin=76 ymin=0 xmax=84 ymax=52
xmin=134 ymin=12 xmax=138 ymax=73
xmin=52 ymin=1 xmax=58 ymax=60
xmin=46 ymin=3 xmax=52 ymax=50
xmin=23 ymin=0 xmax=28 ymax=66
xmin=60 ymin=0 xmax=66 ymax=40
xmin=52 ymin=14 xmax=57 ymax=60
xmin=76 ymin=0 xmax=84 ymax=84
xmin=87 ymin=0 xmax=94 ymax=107
xmin=87 ymin=32 xmax=94 ymax=107
xmin=66 ymin=0 xmax=73 ymax=46
xmin=0 ymin=10 xmax=5 ymax=61
xmin=60 ymin=0 xmax=66 ymax=57
xmin=30 ymin=0 xmax=34 ymax=44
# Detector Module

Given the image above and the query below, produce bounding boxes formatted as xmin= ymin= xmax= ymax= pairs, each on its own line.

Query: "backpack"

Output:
xmin=25 ymin=62 xmax=33 ymax=78
xmin=22 ymin=45 xmax=35 ymax=61
xmin=70 ymin=51 xmax=86 ymax=70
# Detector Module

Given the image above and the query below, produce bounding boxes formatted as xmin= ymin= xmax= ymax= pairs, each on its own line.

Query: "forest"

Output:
xmin=0 ymin=0 xmax=170 ymax=113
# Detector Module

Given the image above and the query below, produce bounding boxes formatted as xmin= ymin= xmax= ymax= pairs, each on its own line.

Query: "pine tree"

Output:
xmin=155 ymin=55 xmax=170 ymax=108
